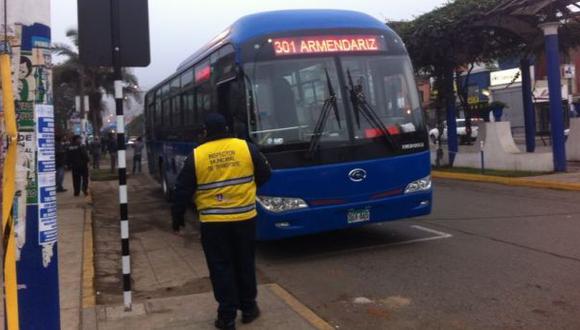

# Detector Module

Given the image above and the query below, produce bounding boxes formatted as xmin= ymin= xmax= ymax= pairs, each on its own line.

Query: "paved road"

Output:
xmin=257 ymin=180 xmax=580 ymax=329
xmin=91 ymin=166 xmax=580 ymax=329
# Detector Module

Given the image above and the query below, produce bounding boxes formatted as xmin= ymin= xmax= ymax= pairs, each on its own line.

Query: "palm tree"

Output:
xmin=53 ymin=28 xmax=141 ymax=136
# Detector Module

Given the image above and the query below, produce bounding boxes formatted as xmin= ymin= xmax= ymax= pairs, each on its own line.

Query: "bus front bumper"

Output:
xmin=256 ymin=190 xmax=432 ymax=240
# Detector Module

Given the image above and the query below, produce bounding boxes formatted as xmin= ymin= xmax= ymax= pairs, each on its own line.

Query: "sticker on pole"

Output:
xmin=36 ymin=104 xmax=57 ymax=246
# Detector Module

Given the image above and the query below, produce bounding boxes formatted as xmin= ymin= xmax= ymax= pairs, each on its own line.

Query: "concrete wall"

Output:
xmin=566 ymin=118 xmax=580 ymax=161
xmin=432 ymin=122 xmax=554 ymax=172
xmin=491 ymin=85 xmax=525 ymax=131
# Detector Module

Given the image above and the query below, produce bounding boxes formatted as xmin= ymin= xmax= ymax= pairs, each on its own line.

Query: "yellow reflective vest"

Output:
xmin=193 ymin=138 xmax=257 ymax=222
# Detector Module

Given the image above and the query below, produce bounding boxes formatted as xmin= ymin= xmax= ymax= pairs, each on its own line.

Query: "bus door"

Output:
xmin=217 ymin=77 xmax=249 ymax=139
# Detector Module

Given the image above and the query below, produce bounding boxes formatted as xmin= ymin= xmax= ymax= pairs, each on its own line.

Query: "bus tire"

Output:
xmin=160 ymin=168 xmax=173 ymax=202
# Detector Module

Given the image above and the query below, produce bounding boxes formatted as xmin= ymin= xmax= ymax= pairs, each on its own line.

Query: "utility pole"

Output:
xmin=1 ymin=0 xmax=61 ymax=328
xmin=78 ymin=0 xmax=150 ymax=312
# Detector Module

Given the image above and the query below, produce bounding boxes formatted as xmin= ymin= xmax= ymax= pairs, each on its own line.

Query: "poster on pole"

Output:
xmin=36 ymin=104 xmax=57 ymax=246
xmin=15 ymin=101 xmax=37 ymax=260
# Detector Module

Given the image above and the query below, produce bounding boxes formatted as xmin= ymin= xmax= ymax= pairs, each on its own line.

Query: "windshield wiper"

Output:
xmin=346 ymin=69 xmax=397 ymax=151
xmin=308 ymin=69 xmax=342 ymax=157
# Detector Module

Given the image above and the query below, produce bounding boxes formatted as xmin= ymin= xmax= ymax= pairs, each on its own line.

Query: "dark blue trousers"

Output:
xmin=200 ymin=218 xmax=257 ymax=321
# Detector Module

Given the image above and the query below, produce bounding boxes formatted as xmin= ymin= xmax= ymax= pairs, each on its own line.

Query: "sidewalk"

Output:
xmin=432 ymin=161 xmax=580 ymax=191
xmin=57 ymin=170 xmax=92 ymax=329
xmin=57 ymin=154 xmax=333 ymax=330
xmin=91 ymin=284 xmax=325 ymax=330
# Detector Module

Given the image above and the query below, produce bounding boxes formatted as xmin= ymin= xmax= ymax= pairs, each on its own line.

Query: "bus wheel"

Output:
xmin=161 ymin=170 xmax=173 ymax=202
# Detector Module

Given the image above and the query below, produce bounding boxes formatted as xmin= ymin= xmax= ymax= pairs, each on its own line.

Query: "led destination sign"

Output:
xmin=272 ymin=35 xmax=385 ymax=56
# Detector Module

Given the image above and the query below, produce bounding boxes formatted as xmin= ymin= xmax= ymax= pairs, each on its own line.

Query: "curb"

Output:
xmin=81 ymin=195 xmax=96 ymax=308
xmin=81 ymin=194 xmax=98 ymax=330
xmin=266 ymin=283 xmax=334 ymax=330
xmin=432 ymin=171 xmax=580 ymax=192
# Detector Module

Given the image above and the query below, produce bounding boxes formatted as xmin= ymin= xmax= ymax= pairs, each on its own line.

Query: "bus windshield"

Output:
xmin=341 ymin=56 xmax=424 ymax=141
xmin=245 ymin=57 xmax=349 ymax=147
xmin=244 ymin=55 xmax=424 ymax=149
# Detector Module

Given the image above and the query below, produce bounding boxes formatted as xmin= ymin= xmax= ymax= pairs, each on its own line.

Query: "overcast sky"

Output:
xmin=51 ymin=0 xmax=447 ymax=90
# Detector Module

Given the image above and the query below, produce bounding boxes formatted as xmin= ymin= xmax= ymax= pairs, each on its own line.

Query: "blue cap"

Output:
xmin=204 ymin=112 xmax=227 ymax=136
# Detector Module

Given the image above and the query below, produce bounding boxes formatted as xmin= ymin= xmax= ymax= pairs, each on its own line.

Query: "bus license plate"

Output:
xmin=347 ymin=209 xmax=370 ymax=224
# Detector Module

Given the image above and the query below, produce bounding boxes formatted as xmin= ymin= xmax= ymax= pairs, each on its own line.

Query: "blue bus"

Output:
xmin=145 ymin=10 xmax=432 ymax=240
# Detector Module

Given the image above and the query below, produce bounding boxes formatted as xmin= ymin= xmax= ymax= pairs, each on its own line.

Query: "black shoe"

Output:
xmin=242 ymin=306 xmax=260 ymax=324
xmin=56 ymin=188 xmax=67 ymax=193
xmin=214 ymin=318 xmax=235 ymax=330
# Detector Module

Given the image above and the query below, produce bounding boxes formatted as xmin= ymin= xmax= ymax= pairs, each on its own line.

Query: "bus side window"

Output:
xmin=147 ymin=103 xmax=154 ymax=137
xmin=182 ymin=89 xmax=196 ymax=125
xmin=155 ymin=102 xmax=162 ymax=134
xmin=172 ymin=96 xmax=182 ymax=128
xmin=196 ymin=82 xmax=212 ymax=120
xmin=155 ymin=90 xmax=162 ymax=128
xmin=218 ymin=78 xmax=247 ymax=139
xmin=163 ymin=98 xmax=171 ymax=128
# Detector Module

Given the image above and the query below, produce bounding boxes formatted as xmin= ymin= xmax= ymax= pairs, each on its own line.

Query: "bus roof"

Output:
xmin=176 ymin=9 xmax=393 ymax=71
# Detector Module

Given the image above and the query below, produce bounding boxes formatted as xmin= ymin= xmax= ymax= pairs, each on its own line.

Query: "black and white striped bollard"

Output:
xmin=115 ymin=78 xmax=132 ymax=310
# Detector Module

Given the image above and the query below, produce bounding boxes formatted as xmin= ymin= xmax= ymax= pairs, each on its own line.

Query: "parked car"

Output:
xmin=429 ymin=119 xmax=479 ymax=145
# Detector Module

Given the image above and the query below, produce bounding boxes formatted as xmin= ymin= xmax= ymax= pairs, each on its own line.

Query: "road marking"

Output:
xmin=341 ymin=225 xmax=453 ymax=252
xmin=259 ymin=224 xmax=454 ymax=264
xmin=267 ymin=283 xmax=334 ymax=330
xmin=382 ymin=225 xmax=453 ymax=247
xmin=411 ymin=225 xmax=453 ymax=238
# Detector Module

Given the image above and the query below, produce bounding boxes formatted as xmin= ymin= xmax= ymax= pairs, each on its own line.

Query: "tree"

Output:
xmin=392 ymin=0 xmax=580 ymax=114
xmin=391 ymin=0 xmax=580 ymax=151
xmin=53 ymin=64 xmax=76 ymax=133
xmin=392 ymin=0 xmax=525 ymax=108
xmin=52 ymin=28 xmax=141 ymax=136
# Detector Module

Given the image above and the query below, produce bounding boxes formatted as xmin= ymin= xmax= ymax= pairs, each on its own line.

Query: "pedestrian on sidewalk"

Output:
xmin=172 ymin=113 xmax=271 ymax=330
xmin=132 ymin=136 xmax=144 ymax=174
xmin=55 ymin=135 xmax=67 ymax=192
xmin=107 ymin=133 xmax=118 ymax=173
xmin=101 ymin=134 xmax=109 ymax=154
xmin=90 ymin=137 xmax=101 ymax=169
xmin=67 ymin=135 xmax=90 ymax=196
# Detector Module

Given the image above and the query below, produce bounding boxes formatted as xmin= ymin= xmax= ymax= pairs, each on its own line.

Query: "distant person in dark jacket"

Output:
xmin=67 ymin=135 xmax=90 ymax=196
xmin=132 ymin=136 xmax=144 ymax=174
xmin=90 ymin=137 xmax=101 ymax=169
xmin=101 ymin=134 xmax=109 ymax=154
xmin=55 ymin=135 xmax=67 ymax=192
xmin=108 ymin=133 xmax=118 ymax=173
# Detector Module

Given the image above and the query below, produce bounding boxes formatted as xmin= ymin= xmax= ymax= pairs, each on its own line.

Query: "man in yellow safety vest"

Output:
xmin=172 ymin=112 xmax=271 ymax=330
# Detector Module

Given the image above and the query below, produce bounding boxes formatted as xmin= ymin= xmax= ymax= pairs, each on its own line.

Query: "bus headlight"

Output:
xmin=257 ymin=196 xmax=309 ymax=213
xmin=404 ymin=175 xmax=432 ymax=194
